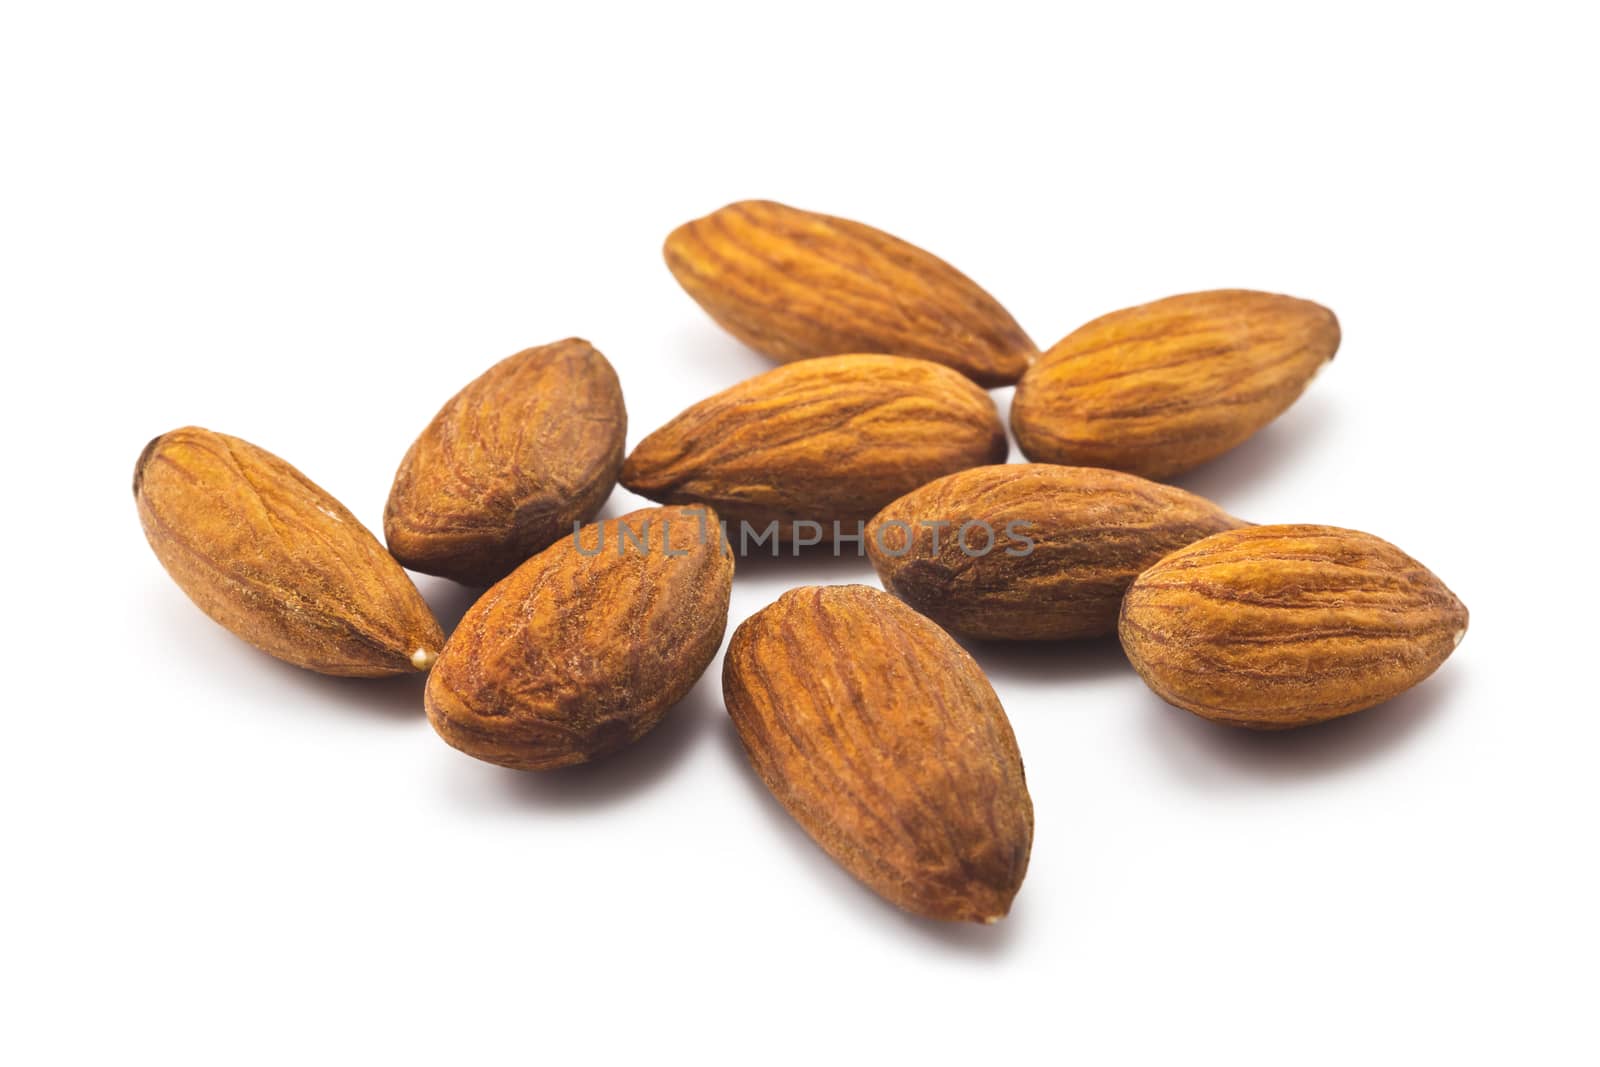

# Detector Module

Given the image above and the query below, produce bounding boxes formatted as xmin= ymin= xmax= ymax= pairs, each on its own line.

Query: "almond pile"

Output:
xmin=135 ymin=199 xmax=1468 ymax=926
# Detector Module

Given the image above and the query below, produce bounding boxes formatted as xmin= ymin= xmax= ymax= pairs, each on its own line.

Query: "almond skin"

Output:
xmin=723 ymin=585 xmax=1033 ymax=923
xmin=1011 ymin=290 xmax=1340 ymax=479
xmin=867 ymin=464 xmax=1246 ymax=640
xmin=665 ymin=200 xmax=1037 ymax=387
xmin=1120 ymin=525 xmax=1468 ymax=729
xmin=620 ymin=355 xmax=1008 ymax=539
xmin=134 ymin=427 xmax=444 ymax=677
xmin=425 ymin=506 xmax=733 ymax=770
xmin=385 ymin=339 xmax=626 ymax=587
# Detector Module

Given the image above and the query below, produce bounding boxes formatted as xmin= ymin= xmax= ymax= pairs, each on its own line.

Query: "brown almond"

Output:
xmin=134 ymin=427 xmax=444 ymax=677
xmin=1120 ymin=525 xmax=1468 ymax=729
xmin=665 ymin=200 xmax=1036 ymax=387
xmin=425 ymin=505 xmax=733 ymax=770
xmin=385 ymin=339 xmax=626 ymax=587
xmin=620 ymin=355 xmax=1008 ymax=540
xmin=723 ymin=585 xmax=1033 ymax=923
xmin=1011 ymin=290 xmax=1340 ymax=479
xmin=868 ymin=464 xmax=1246 ymax=640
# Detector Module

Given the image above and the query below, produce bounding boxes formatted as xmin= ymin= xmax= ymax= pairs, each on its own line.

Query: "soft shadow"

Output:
xmin=266 ymin=659 xmax=431 ymax=721
xmin=989 ymin=385 xmax=1018 ymax=448
xmin=469 ymin=673 xmax=718 ymax=810
xmin=730 ymin=544 xmax=878 ymax=583
xmin=961 ymin=635 xmax=1130 ymax=687
xmin=414 ymin=576 xmax=485 ymax=638
xmin=147 ymin=582 xmax=430 ymax=722
xmin=713 ymin=723 xmax=1023 ymax=958
xmin=594 ymin=498 xmax=635 ymax=522
xmin=670 ymin=321 xmax=778 ymax=381
xmin=1170 ymin=395 xmax=1335 ymax=504
xmin=1144 ymin=666 xmax=1463 ymax=787
xmin=883 ymin=891 xmax=1027 ymax=956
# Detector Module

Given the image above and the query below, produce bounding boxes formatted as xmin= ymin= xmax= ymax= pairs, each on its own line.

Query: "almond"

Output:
xmin=1120 ymin=525 xmax=1468 ymax=729
xmin=134 ymin=427 xmax=444 ymax=677
xmin=868 ymin=464 xmax=1245 ymax=640
xmin=1011 ymin=290 xmax=1340 ymax=479
xmin=620 ymin=355 xmax=1008 ymax=541
xmin=425 ymin=505 xmax=733 ymax=770
xmin=723 ymin=585 xmax=1033 ymax=923
xmin=385 ymin=339 xmax=626 ymax=587
xmin=665 ymin=200 xmax=1036 ymax=387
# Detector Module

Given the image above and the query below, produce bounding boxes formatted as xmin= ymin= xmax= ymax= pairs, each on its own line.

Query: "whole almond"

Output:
xmin=621 ymin=355 xmax=1008 ymax=540
xmin=385 ymin=339 xmax=625 ymax=587
xmin=426 ymin=505 xmax=733 ymax=770
xmin=1120 ymin=525 xmax=1468 ymax=728
xmin=723 ymin=585 xmax=1033 ymax=923
xmin=1012 ymin=290 xmax=1340 ymax=479
xmin=135 ymin=427 xmax=444 ymax=677
xmin=868 ymin=464 xmax=1246 ymax=640
xmin=665 ymin=200 xmax=1037 ymax=387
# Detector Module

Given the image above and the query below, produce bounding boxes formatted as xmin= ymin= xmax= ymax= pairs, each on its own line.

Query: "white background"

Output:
xmin=4 ymin=3 xmax=1596 ymax=1064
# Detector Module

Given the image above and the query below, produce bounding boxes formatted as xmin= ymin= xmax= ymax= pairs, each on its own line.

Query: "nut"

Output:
xmin=425 ymin=505 xmax=733 ymax=769
xmin=621 ymin=354 xmax=1008 ymax=540
xmin=665 ymin=199 xmax=1036 ymax=386
xmin=134 ymin=427 xmax=444 ymax=677
xmin=1011 ymin=289 xmax=1340 ymax=479
xmin=723 ymin=585 xmax=1033 ymax=922
xmin=1119 ymin=524 xmax=1468 ymax=728
xmin=385 ymin=339 xmax=626 ymax=586
xmin=868 ymin=464 xmax=1245 ymax=640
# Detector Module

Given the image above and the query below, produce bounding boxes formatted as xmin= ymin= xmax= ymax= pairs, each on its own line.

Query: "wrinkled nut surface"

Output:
xmin=426 ymin=506 xmax=734 ymax=770
xmin=621 ymin=355 xmax=1008 ymax=539
xmin=1120 ymin=525 xmax=1468 ymax=729
xmin=723 ymin=585 xmax=1033 ymax=923
xmin=385 ymin=339 xmax=626 ymax=587
xmin=1012 ymin=290 xmax=1340 ymax=479
xmin=135 ymin=427 xmax=444 ymax=677
xmin=868 ymin=464 xmax=1245 ymax=640
xmin=665 ymin=200 xmax=1037 ymax=387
